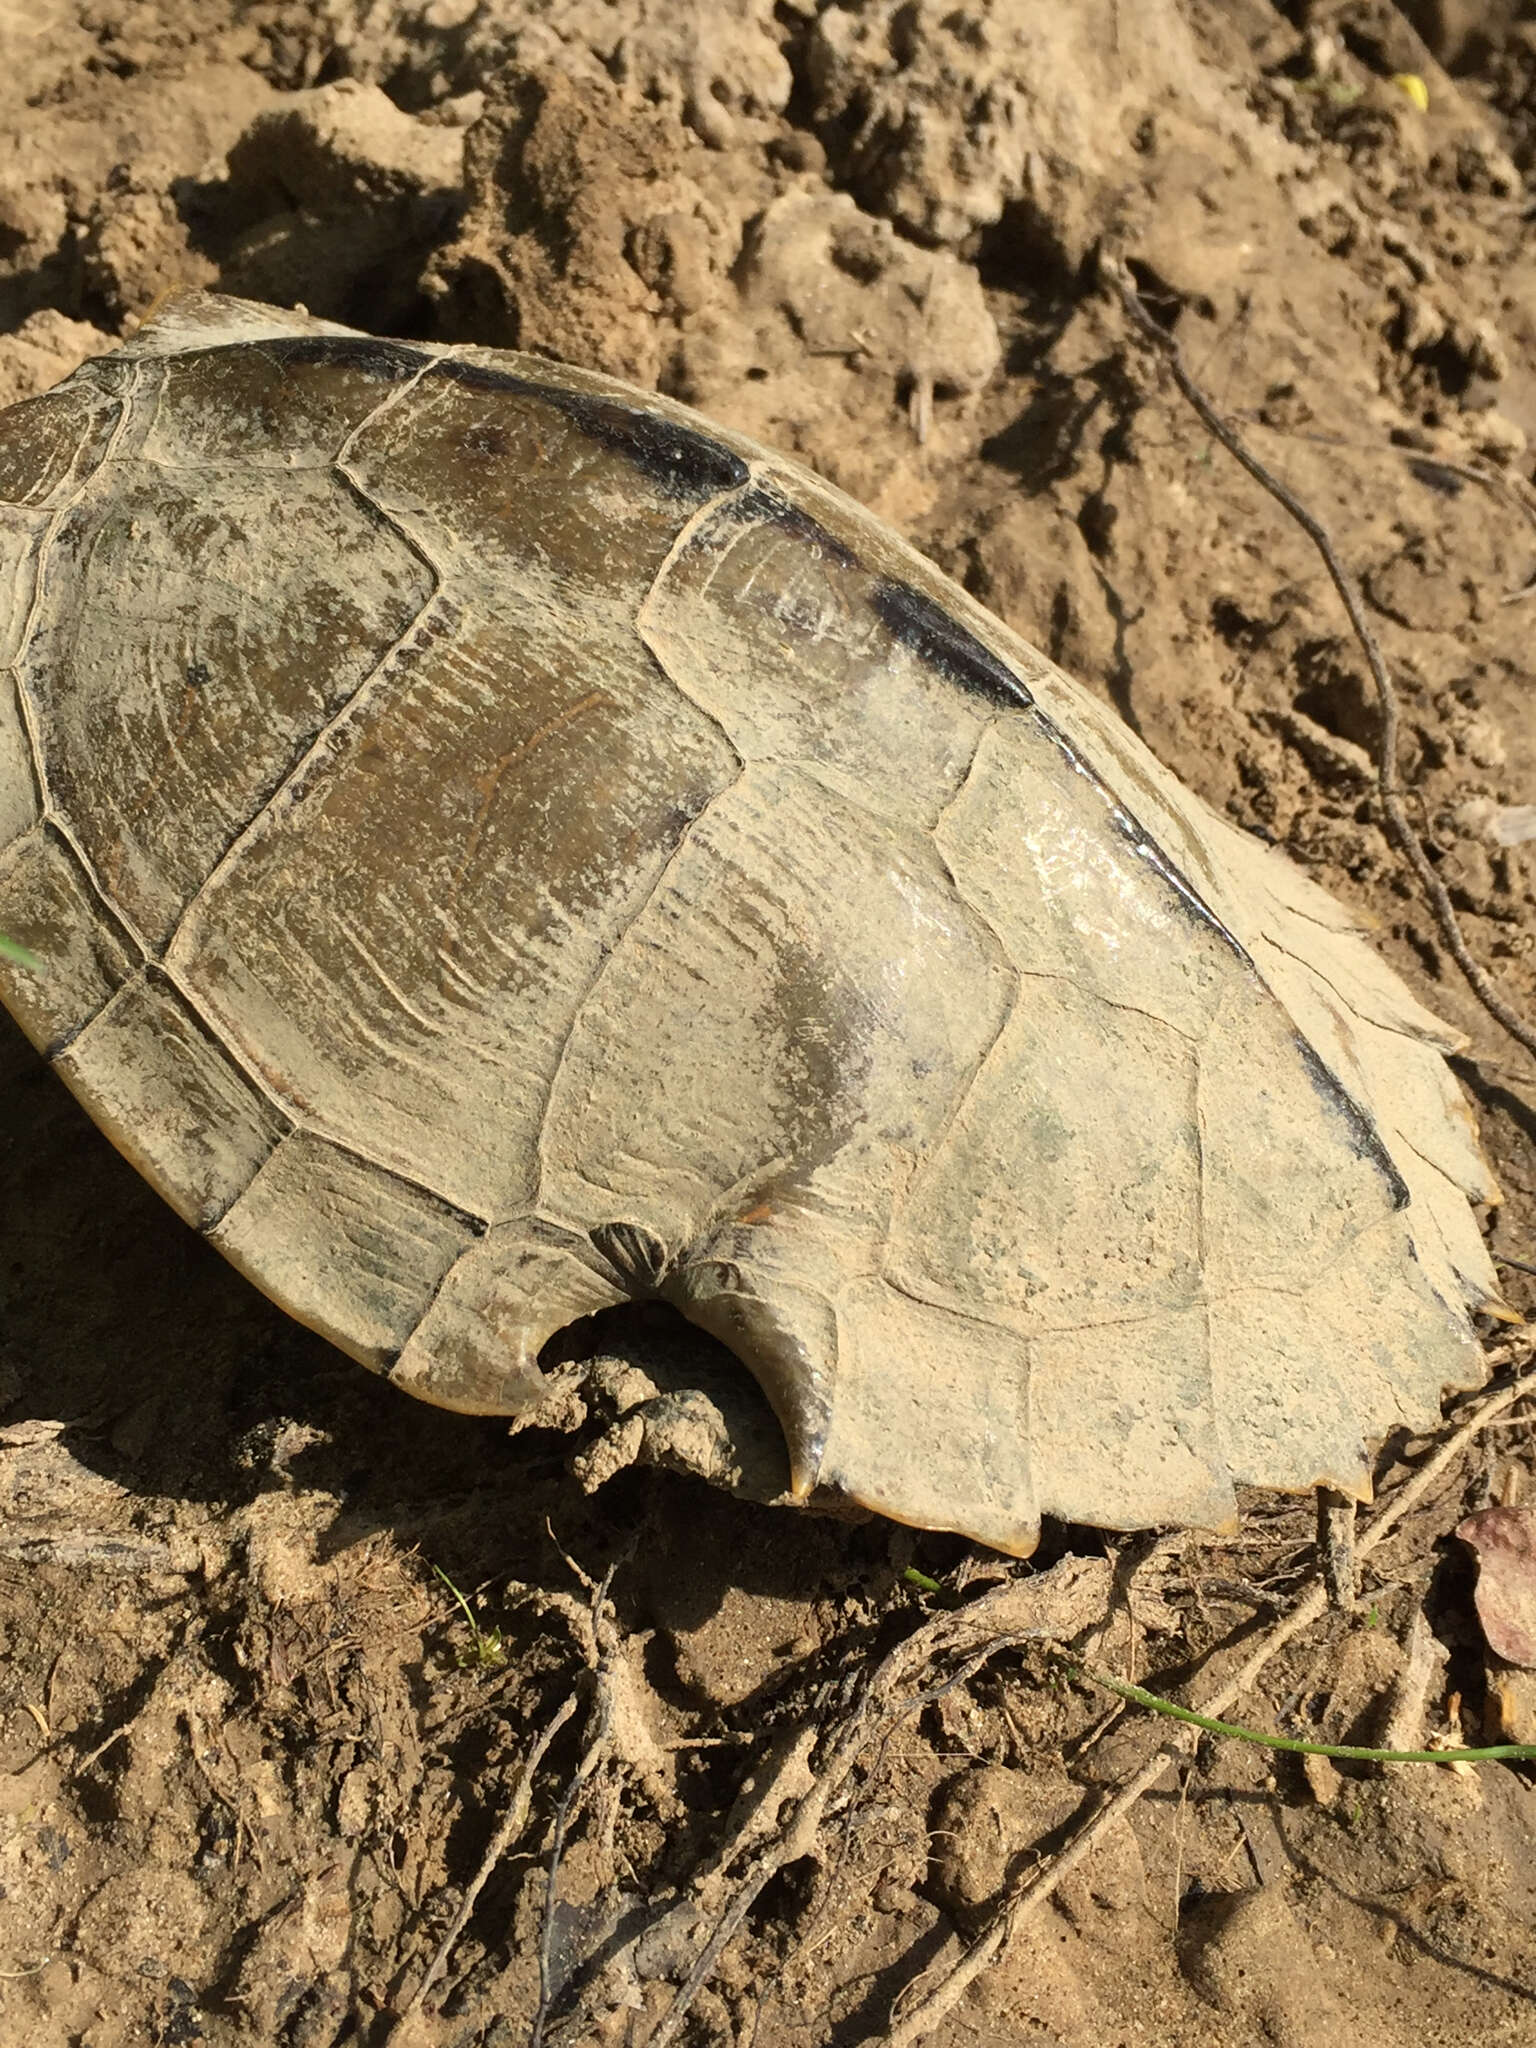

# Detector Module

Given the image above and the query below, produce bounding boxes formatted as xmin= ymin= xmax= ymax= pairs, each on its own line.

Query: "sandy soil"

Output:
xmin=1 ymin=1 xmax=1536 ymax=2043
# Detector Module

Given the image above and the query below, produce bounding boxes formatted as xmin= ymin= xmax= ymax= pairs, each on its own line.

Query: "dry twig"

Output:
xmin=531 ymin=1562 xmax=619 ymax=2048
xmin=391 ymin=1694 xmax=577 ymax=2031
xmin=1106 ymin=256 xmax=1536 ymax=1066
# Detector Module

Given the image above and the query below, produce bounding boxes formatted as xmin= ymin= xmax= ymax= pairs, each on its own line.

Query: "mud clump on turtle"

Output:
xmin=0 ymin=292 xmax=1502 ymax=1553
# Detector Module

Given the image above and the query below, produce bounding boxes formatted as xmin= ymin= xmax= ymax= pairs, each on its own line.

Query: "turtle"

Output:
xmin=0 ymin=290 xmax=1502 ymax=1555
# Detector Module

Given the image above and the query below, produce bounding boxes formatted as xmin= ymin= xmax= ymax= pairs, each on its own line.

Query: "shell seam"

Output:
xmin=530 ymin=477 xmax=757 ymax=1219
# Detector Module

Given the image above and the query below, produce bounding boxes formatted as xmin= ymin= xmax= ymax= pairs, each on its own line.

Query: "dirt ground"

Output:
xmin=2 ymin=0 xmax=1536 ymax=2043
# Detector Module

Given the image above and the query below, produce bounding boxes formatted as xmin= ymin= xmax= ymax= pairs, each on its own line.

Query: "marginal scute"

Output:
xmin=391 ymin=1218 xmax=626 ymax=1412
xmin=57 ymin=971 xmax=290 ymax=1229
xmin=1212 ymin=1289 xmax=1376 ymax=1497
xmin=0 ymin=292 xmax=1503 ymax=1554
xmin=815 ymin=1280 xmax=1038 ymax=1554
xmin=1211 ymin=1265 xmax=1464 ymax=1495
xmin=1029 ymin=1308 xmax=1236 ymax=1530
xmin=0 ymin=825 xmax=136 ymax=1051
xmin=673 ymin=1250 xmax=841 ymax=1496
xmin=211 ymin=1134 xmax=480 ymax=1369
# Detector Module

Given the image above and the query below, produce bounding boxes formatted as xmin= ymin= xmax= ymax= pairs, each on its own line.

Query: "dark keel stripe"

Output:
xmin=1293 ymin=1033 xmax=1410 ymax=1203
xmin=220 ymin=337 xmax=754 ymax=500
xmin=870 ymin=577 xmax=1035 ymax=712
xmin=732 ymin=482 xmax=860 ymax=569
xmin=430 ymin=360 xmax=750 ymax=498
xmin=260 ymin=334 xmax=433 ymax=385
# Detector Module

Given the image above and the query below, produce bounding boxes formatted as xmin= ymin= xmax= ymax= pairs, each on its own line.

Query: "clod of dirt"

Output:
xmin=326 ymin=0 xmax=792 ymax=151
xmin=928 ymin=1763 xmax=1057 ymax=1914
xmin=82 ymin=189 xmax=219 ymax=330
xmin=524 ymin=1335 xmax=798 ymax=1508
xmin=928 ymin=1760 xmax=1141 ymax=1920
xmin=1456 ymin=797 xmax=1536 ymax=848
xmin=804 ymin=0 xmax=1286 ymax=262
xmin=4 ymin=64 xmax=279 ymax=325
xmin=738 ymin=189 xmax=999 ymax=405
xmin=424 ymin=66 xmax=760 ymax=380
xmin=218 ymin=81 xmax=463 ymax=326
xmin=235 ymin=1486 xmax=340 ymax=1610
xmin=587 ymin=0 xmax=792 ymax=150
xmin=1178 ymin=1886 xmax=1353 ymax=2048
xmin=1458 ymin=1503 xmax=1536 ymax=1665
xmin=571 ymin=1357 xmax=790 ymax=1504
xmin=0 ymin=309 xmax=111 ymax=408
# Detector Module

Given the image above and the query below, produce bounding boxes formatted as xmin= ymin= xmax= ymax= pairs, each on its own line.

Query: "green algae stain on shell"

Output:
xmin=0 ymin=291 xmax=1501 ymax=1554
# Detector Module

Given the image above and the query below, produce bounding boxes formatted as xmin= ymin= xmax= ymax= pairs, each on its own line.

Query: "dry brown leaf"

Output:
xmin=1456 ymin=1505 xmax=1536 ymax=1667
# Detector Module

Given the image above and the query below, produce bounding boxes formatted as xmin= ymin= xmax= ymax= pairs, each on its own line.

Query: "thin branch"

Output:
xmin=1105 ymin=256 xmax=1536 ymax=1065
xmin=531 ymin=1563 xmax=619 ymax=2048
xmin=391 ymin=1693 xmax=577 ymax=2030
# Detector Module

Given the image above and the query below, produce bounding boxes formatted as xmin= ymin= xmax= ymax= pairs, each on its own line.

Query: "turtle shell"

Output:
xmin=0 ymin=292 xmax=1499 ymax=1553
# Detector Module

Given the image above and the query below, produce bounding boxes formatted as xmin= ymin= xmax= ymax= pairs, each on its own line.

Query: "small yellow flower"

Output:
xmin=1391 ymin=72 xmax=1430 ymax=112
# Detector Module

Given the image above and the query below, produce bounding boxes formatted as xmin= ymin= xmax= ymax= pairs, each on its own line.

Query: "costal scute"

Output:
xmin=0 ymin=293 xmax=1502 ymax=1554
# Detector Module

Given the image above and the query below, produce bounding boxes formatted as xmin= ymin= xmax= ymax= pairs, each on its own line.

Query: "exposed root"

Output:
xmin=532 ymin=1565 xmax=620 ymax=2048
xmin=388 ymin=1693 xmax=577 ymax=2033
xmin=547 ymin=1555 xmax=1113 ymax=2047
xmin=387 ymin=1554 xmax=618 ymax=2040
xmin=1106 ymin=254 xmax=1536 ymax=1067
